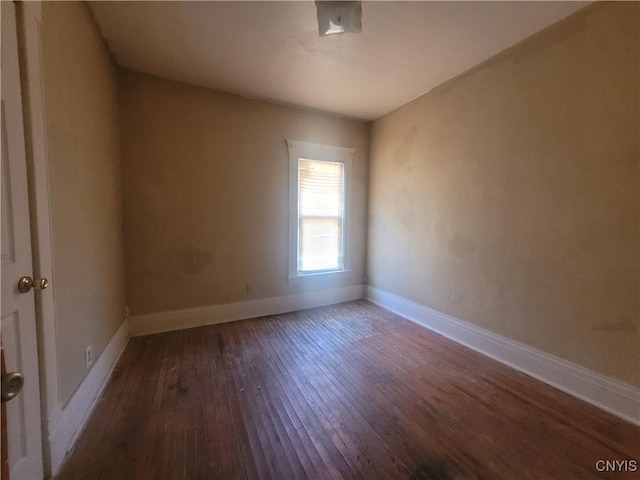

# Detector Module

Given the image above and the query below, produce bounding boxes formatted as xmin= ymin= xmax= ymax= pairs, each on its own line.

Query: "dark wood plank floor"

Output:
xmin=56 ymin=300 xmax=639 ymax=480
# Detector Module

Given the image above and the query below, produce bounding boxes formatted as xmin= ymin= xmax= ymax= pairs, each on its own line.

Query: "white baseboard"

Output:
xmin=48 ymin=318 xmax=129 ymax=475
xmin=366 ymin=286 xmax=640 ymax=426
xmin=129 ymin=284 xmax=365 ymax=337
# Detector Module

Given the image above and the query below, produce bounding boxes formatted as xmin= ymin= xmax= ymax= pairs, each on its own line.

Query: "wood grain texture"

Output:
xmin=56 ymin=300 xmax=639 ymax=479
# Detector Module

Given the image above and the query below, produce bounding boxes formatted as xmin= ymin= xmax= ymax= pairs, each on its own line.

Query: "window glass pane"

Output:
xmin=299 ymin=217 xmax=343 ymax=271
xmin=298 ymin=158 xmax=344 ymax=272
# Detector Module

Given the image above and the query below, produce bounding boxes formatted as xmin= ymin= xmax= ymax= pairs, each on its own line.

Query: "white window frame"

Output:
xmin=287 ymin=139 xmax=355 ymax=283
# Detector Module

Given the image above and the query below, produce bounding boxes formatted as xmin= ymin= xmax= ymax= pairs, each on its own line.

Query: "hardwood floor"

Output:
xmin=56 ymin=300 xmax=639 ymax=479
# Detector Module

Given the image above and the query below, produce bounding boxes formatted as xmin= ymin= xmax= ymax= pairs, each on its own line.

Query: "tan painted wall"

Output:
xmin=367 ymin=2 xmax=639 ymax=385
xmin=41 ymin=2 xmax=125 ymax=404
xmin=119 ymin=71 xmax=370 ymax=315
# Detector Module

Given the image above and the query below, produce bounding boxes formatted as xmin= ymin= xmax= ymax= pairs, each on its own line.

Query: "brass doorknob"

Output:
xmin=18 ymin=276 xmax=48 ymax=294
xmin=1 ymin=371 xmax=24 ymax=402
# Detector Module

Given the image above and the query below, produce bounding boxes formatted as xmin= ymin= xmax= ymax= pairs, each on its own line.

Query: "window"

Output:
xmin=287 ymin=140 xmax=355 ymax=281
xmin=298 ymin=158 xmax=344 ymax=272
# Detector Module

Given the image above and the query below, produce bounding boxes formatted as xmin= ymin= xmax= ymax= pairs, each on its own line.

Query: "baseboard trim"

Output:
xmin=365 ymin=286 xmax=640 ymax=426
xmin=129 ymin=284 xmax=365 ymax=337
xmin=48 ymin=318 xmax=129 ymax=475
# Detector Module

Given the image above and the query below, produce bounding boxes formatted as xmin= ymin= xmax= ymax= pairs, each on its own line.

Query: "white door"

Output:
xmin=1 ymin=1 xmax=45 ymax=479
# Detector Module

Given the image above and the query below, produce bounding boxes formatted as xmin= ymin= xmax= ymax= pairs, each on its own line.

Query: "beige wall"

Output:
xmin=41 ymin=2 xmax=125 ymax=404
xmin=367 ymin=2 xmax=639 ymax=385
xmin=119 ymin=71 xmax=370 ymax=316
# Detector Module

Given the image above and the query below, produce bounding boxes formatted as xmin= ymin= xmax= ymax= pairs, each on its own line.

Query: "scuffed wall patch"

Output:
xmin=393 ymin=125 xmax=417 ymax=168
xmin=393 ymin=188 xmax=415 ymax=228
xmin=447 ymin=232 xmax=476 ymax=259
xmin=179 ymin=245 xmax=212 ymax=274
xmin=593 ymin=316 xmax=638 ymax=332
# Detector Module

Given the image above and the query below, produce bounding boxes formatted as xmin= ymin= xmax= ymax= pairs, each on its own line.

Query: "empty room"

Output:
xmin=1 ymin=0 xmax=638 ymax=479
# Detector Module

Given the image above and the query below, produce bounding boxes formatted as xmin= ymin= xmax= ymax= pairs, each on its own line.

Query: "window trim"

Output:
xmin=287 ymin=139 xmax=355 ymax=283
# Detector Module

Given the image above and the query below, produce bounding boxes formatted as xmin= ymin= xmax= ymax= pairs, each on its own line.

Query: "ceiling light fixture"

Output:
xmin=315 ymin=1 xmax=362 ymax=37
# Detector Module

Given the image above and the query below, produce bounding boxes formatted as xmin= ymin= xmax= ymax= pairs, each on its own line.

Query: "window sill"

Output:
xmin=288 ymin=269 xmax=353 ymax=285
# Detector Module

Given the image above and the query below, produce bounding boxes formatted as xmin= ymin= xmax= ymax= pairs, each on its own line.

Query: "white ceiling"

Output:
xmin=89 ymin=1 xmax=589 ymax=121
